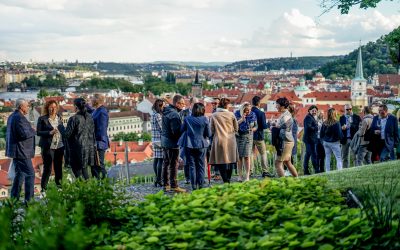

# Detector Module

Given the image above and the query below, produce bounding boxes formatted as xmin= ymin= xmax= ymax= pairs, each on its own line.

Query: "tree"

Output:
xmin=37 ymin=89 xmax=49 ymax=99
xmin=385 ymin=26 xmax=400 ymax=73
xmin=320 ymin=0 xmax=393 ymax=14
xmin=165 ymin=72 xmax=176 ymax=84
xmin=22 ymin=75 xmax=41 ymax=87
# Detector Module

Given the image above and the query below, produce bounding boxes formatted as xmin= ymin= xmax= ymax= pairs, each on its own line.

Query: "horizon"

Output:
xmin=0 ymin=0 xmax=399 ymax=62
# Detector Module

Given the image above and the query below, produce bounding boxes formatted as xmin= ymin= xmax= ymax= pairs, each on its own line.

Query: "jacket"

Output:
xmin=37 ymin=115 xmax=65 ymax=150
xmin=339 ymin=114 xmax=361 ymax=144
xmin=161 ymin=104 xmax=182 ymax=149
xmin=62 ymin=112 xmax=96 ymax=168
xmin=358 ymin=114 xmax=374 ymax=146
xmin=370 ymin=114 xmax=399 ymax=152
xmin=5 ymin=110 xmax=36 ymax=159
xmin=302 ymin=113 xmax=318 ymax=144
xmin=320 ymin=122 xmax=343 ymax=143
xmin=209 ymin=108 xmax=239 ymax=164
xmin=92 ymin=106 xmax=110 ymax=150
xmin=251 ymin=106 xmax=268 ymax=141
xmin=178 ymin=116 xmax=211 ymax=149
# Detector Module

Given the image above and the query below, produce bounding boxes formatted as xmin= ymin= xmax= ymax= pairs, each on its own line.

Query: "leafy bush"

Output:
xmin=108 ymin=178 xmax=372 ymax=249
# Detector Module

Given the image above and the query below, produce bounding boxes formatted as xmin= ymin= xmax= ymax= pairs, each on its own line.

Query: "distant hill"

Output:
xmin=152 ymin=61 xmax=229 ymax=67
xmin=316 ymin=37 xmax=397 ymax=79
xmin=223 ymin=56 xmax=343 ymax=72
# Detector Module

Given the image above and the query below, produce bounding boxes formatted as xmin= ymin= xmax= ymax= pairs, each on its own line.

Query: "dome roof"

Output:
xmin=294 ymin=85 xmax=310 ymax=91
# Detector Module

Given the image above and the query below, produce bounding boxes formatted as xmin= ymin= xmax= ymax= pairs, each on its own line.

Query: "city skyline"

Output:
xmin=0 ymin=0 xmax=399 ymax=63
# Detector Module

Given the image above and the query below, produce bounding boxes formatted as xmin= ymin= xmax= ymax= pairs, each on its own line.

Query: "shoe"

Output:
xmin=154 ymin=181 xmax=162 ymax=187
xmin=164 ymin=185 xmax=171 ymax=192
xmin=262 ymin=172 xmax=275 ymax=178
xmin=172 ymin=187 xmax=186 ymax=193
xmin=212 ymin=175 xmax=221 ymax=180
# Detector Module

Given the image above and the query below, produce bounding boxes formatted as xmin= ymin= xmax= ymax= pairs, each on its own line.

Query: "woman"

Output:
xmin=274 ymin=98 xmax=298 ymax=177
xmin=151 ymin=99 xmax=165 ymax=187
xmin=209 ymin=98 xmax=238 ymax=183
xmin=63 ymin=98 xmax=96 ymax=179
xmin=179 ymin=103 xmax=211 ymax=190
xmin=320 ymin=108 xmax=343 ymax=172
xmin=234 ymin=102 xmax=257 ymax=181
xmin=316 ymin=111 xmax=326 ymax=172
xmin=37 ymin=100 xmax=65 ymax=191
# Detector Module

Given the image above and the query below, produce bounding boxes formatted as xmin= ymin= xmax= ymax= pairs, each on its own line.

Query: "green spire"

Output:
xmin=355 ymin=43 xmax=364 ymax=80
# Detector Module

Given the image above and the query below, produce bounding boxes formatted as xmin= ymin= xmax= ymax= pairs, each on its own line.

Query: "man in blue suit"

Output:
xmin=6 ymin=98 xmax=36 ymax=203
xmin=302 ymin=105 xmax=320 ymax=175
xmin=370 ymin=104 xmax=399 ymax=161
xmin=90 ymin=94 xmax=109 ymax=179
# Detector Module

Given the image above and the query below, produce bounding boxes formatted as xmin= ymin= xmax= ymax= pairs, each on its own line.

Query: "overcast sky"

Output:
xmin=0 ymin=0 xmax=399 ymax=63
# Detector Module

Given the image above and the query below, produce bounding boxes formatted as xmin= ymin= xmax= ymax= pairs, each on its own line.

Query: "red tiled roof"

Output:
xmin=0 ymin=170 xmax=9 ymax=186
xmin=0 ymin=159 xmax=12 ymax=172
xmin=104 ymin=152 xmax=151 ymax=164
xmin=303 ymin=91 xmax=350 ymax=101
xmin=109 ymin=141 xmax=152 ymax=153
xmin=269 ymin=91 xmax=302 ymax=102
xmin=378 ymin=74 xmax=400 ymax=86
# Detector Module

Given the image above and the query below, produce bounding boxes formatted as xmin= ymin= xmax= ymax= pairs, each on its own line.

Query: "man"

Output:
xmin=209 ymin=97 xmax=221 ymax=180
xmin=339 ymin=104 xmax=361 ymax=168
xmin=161 ymin=95 xmax=186 ymax=193
xmin=91 ymin=94 xmax=109 ymax=179
xmin=179 ymin=97 xmax=197 ymax=184
xmin=302 ymin=105 xmax=320 ymax=175
xmin=370 ymin=104 xmax=399 ymax=162
xmin=251 ymin=96 xmax=273 ymax=178
xmin=211 ymin=97 xmax=220 ymax=113
xmin=6 ymin=98 xmax=36 ymax=203
xmin=355 ymin=106 xmax=373 ymax=166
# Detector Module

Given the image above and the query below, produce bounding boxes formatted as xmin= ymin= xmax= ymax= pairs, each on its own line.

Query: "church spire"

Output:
xmin=355 ymin=42 xmax=364 ymax=80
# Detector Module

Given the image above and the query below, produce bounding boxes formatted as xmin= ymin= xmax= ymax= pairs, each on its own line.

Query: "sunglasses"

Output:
xmin=346 ymin=108 xmax=352 ymax=111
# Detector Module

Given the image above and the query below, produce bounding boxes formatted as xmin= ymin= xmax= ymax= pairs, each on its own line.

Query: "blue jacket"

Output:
xmin=302 ymin=113 xmax=318 ymax=144
xmin=6 ymin=110 xmax=36 ymax=159
xmin=370 ymin=114 xmax=399 ymax=151
xmin=161 ymin=104 xmax=182 ymax=148
xmin=178 ymin=116 xmax=211 ymax=149
xmin=92 ymin=106 xmax=110 ymax=150
xmin=251 ymin=106 xmax=268 ymax=141
xmin=339 ymin=114 xmax=361 ymax=144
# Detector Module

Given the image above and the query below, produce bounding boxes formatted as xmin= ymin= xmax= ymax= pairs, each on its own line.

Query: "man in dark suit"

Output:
xmin=6 ymin=98 xmax=36 ymax=203
xmin=302 ymin=105 xmax=320 ymax=174
xmin=340 ymin=104 xmax=361 ymax=168
xmin=90 ymin=94 xmax=109 ymax=179
xmin=370 ymin=104 xmax=399 ymax=161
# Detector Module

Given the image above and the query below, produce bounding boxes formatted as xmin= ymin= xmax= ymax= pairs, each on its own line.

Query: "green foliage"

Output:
xmin=109 ymin=178 xmax=374 ymax=249
xmin=43 ymin=74 xmax=67 ymax=87
xmin=321 ymin=0 xmax=393 ymax=14
xmin=80 ymin=77 xmax=143 ymax=93
xmin=37 ymin=89 xmax=62 ymax=99
xmin=112 ymin=132 xmax=152 ymax=142
xmin=165 ymin=72 xmax=176 ymax=84
xmin=385 ymin=26 xmax=400 ymax=70
xmin=317 ymin=36 xmax=397 ymax=79
xmin=22 ymin=75 xmax=41 ymax=88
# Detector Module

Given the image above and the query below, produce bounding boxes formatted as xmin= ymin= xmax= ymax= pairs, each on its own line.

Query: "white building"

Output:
xmin=108 ymin=111 xmax=143 ymax=138
xmin=351 ymin=45 xmax=368 ymax=108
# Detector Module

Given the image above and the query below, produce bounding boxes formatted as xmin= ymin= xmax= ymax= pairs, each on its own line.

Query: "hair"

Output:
xmin=363 ymin=106 xmax=372 ymax=115
xmin=379 ymin=104 xmax=388 ymax=112
xmin=218 ymin=98 xmax=230 ymax=109
xmin=42 ymin=100 xmax=59 ymax=116
xmin=252 ymin=96 xmax=261 ymax=106
xmin=172 ymin=95 xmax=183 ymax=106
xmin=192 ymin=103 xmax=205 ymax=117
xmin=152 ymin=99 xmax=164 ymax=114
xmin=15 ymin=98 xmax=26 ymax=110
xmin=92 ymin=93 xmax=105 ymax=107
xmin=288 ymin=103 xmax=297 ymax=117
xmin=276 ymin=97 xmax=289 ymax=109
xmin=74 ymin=98 xmax=87 ymax=116
xmin=189 ymin=97 xmax=198 ymax=104
xmin=308 ymin=105 xmax=318 ymax=112
xmin=240 ymin=102 xmax=251 ymax=115
xmin=324 ymin=108 xmax=337 ymax=126
xmin=214 ymin=97 xmax=220 ymax=102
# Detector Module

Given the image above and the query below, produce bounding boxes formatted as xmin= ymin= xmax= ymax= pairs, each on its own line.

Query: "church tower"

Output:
xmin=191 ymin=70 xmax=202 ymax=97
xmin=351 ymin=44 xmax=368 ymax=108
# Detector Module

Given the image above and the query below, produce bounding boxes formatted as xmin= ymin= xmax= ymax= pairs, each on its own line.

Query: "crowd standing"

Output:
xmin=5 ymin=94 xmax=400 ymax=201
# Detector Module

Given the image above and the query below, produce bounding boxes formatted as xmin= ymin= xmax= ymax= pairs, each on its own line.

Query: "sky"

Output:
xmin=0 ymin=0 xmax=399 ymax=63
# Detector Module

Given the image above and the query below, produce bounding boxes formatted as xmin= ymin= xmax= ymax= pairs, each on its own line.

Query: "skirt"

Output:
xmin=276 ymin=142 xmax=294 ymax=162
xmin=236 ymin=133 xmax=253 ymax=157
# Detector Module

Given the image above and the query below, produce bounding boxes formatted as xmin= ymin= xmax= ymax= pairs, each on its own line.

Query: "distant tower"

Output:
xmin=351 ymin=43 xmax=368 ymax=108
xmin=191 ymin=70 xmax=202 ymax=97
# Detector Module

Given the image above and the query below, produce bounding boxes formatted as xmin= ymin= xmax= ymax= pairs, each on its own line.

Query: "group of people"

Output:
xmin=6 ymin=95 xmax=110 ymax=203
xmin=302 ymin=103 xmax=399 ymax=174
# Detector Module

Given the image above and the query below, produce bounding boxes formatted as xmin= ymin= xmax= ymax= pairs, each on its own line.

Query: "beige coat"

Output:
xmin=209 ymin=109 xmax=239 ymax=164
xmin=358 ymin=114 xmax=374 ymax=146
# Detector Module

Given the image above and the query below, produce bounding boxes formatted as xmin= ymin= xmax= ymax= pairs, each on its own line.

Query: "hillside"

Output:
xmin=223 ymin=56 xmax=343 ymax=71
xmin=317 ymin=37 xmax=398 ymax=79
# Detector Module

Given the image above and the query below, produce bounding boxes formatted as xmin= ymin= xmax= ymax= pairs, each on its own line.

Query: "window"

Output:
xmin=359 ymin=93 xmax=362 ymax=96
xmin=1 ymin=191 xmax=5 ymax=196
xmin=359 ymin=83 xmax=362 ymax=86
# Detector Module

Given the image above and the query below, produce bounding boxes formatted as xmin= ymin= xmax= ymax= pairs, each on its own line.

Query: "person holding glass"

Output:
xmin=37 ymin=100 xmax=65 ymax=191
xmin=339 ymin=104 xmax=361 ymax=168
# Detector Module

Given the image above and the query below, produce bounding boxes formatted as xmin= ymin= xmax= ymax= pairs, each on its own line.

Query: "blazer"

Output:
xmin=370 ymin=114 xmax=399 ymax=151
xmin=178 ymin=116 xmax=211 ymax=149
xmin=302 ymin=113 xmax=318 ymax=144
xmin=5 ymin=110 xmax=36 ymax=159
xmin=251 ymin=106 xmax=268 ymax=141
xmin=37 ymin=115 xmax=65 ymax=150
xmin=92 ymin=106 xmax=110 ymax=150
xmin=339 ymin=114 xmax=361 ymax=144
xmin=320 ymin=122 xmax=343 ymax=143
xmin=161 ymin=104 xmax=182 ymax=149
